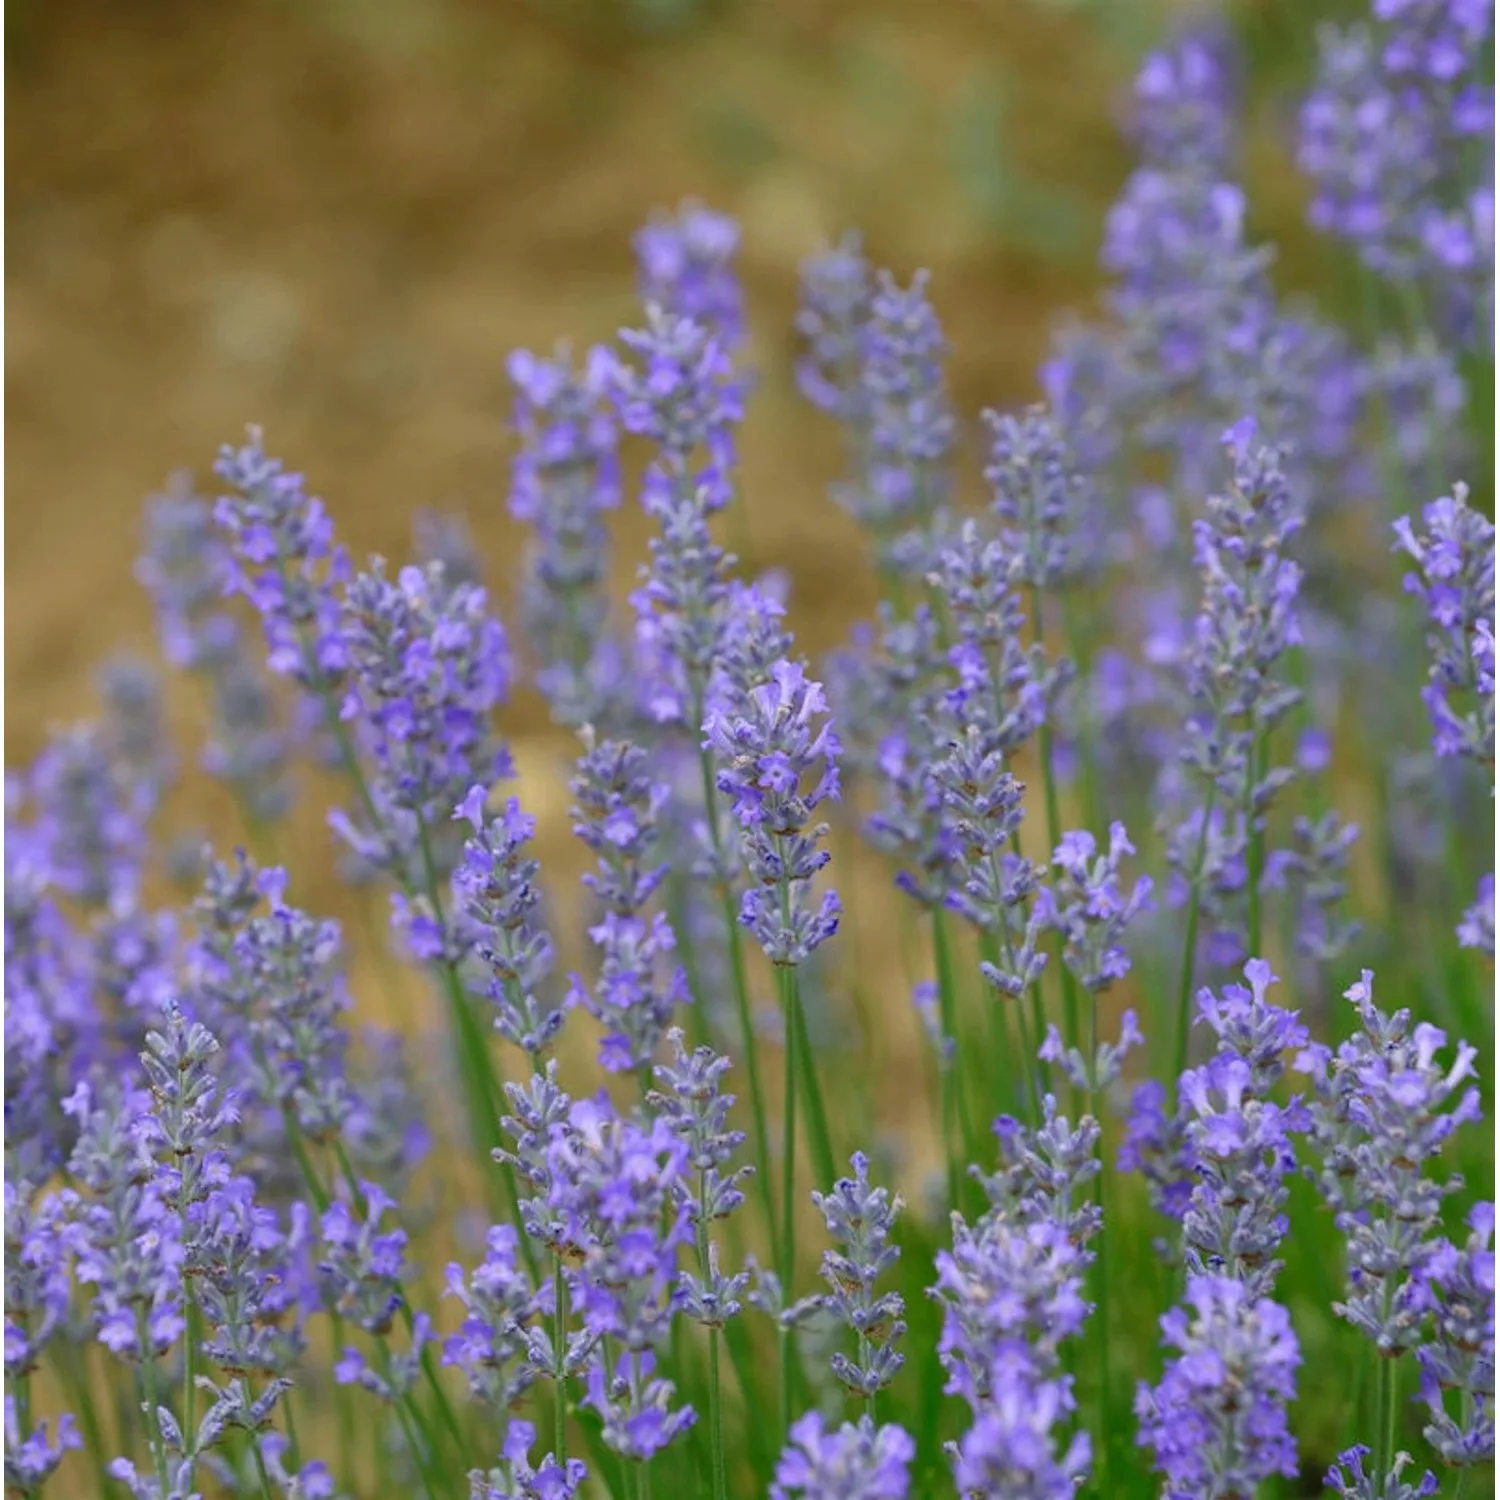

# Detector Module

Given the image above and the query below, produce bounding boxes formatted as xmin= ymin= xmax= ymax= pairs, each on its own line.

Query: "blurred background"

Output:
xmin=5 ymin=0 xmax=1368 ymax=983
xmin=5 ymin=0 xmax=1225 ymax=760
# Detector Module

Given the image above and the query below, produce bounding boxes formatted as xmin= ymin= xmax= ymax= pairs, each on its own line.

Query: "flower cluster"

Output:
xmin=507 ymin=346 xmax=626 ymax=728
xmin=336 ymin=560 xmax=512 ymax=874
xmin=789 ymin=1153 xmax=906 ymax=1400
xmin=707 ymin=660 xmax=842 ymax=965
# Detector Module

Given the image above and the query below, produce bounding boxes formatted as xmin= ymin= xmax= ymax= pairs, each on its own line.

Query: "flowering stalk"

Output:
xmin=214 ymin=433 xmax=513 ymax=1214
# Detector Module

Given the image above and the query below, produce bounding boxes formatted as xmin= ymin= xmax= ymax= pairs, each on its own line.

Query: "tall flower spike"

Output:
xmin=847 ymin=269 xmax=955 ymax=550
xmin=1168 ymin=421 xmax=1305 ymax=964
xmin=983 ymin=404 xmax=1088 ymax=592
xmin=1324 ymin=1446 xmax=1438 ymax=1500
xmin=795 ymin=232 xmax=871 ymax=422
xmin=1296 ymin=969 xmax=1482 ymax=1359
xmin=507 ymin=346 xmax=626 ymax=729
xmin=336 ymin=559 xmax=512 ymax=876
xmin=568 ymin=732 xmax=686 ymax=1074
xmin=1135 ymin=1274 xmax=1301 ymax=1496
xmin=705 ymin=659 xmax=843 ymax=965
xmin=469 ymin=1420 xmax=588 ymax=1500
xmin=634 ymin=201 xmax=744 ymax=350
xmin=930 ymin=725 xmax=1047 ymax=998
xmin=770 ymin=1412 xmax=915 ymax=1500
xmin=1394 ymin=482 xmax=1496 ymax=765
xmin=546 ymin=1095 xmax=692 ymax=1351
xmin=453 ymin=792 xmax=562 ymax=1060
xmin=1413 ymin=1200 xmax=1495 ymax=1467
xmin=1299 ymin=2 xmax=1493 ymax=344
xmin=29 ymin=724 xmax=147 ymax=909
xmin=788 ymin=1153 xmax=907 ymax=1400
xmin=214 ymin=427 xmax=351 ymax=688
xmin=926 ymin=519 xmax=1061 ymax=762
xmin=1035 ymin=822 xmax=1154 ymax=995
xmin=138 ymin=472 xmax=294 ymax=821
xmin=648 ymin=1030 xmax=752 ymax=1231
xmin=65 ymin=1079 xmax=184 ymax=1362
xmin=443 ymin=1225 xmax=542 ymax=1412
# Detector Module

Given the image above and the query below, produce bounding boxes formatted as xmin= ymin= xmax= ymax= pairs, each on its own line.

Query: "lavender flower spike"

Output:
xmin=635 ymin=201 xmax=745 ymax=350
xmin=507 ymin=345 xmax=625 ymax=729
xmin=469 ymin=1420 xmax=588 ymax=1500
xmin=213 ymin=427 xmax=351 ymax=689
xmin=1135 ymin=1273 xmax=1302 ymax=1496
xmin=1324 ymin=1445 xmax=1437 ymax=1500
xmin=453 ymin=790 xmax=563 ymax=1059
xmin=788 ymin=1153 xmax=907 ymax=1400
xmin=1393 ymin=482 xmax=1495 ymax=764
xmin=706 ymin=659 xmax=842 ymax=965
xmin=771 ymin=1412 xmax=915 ymax=1500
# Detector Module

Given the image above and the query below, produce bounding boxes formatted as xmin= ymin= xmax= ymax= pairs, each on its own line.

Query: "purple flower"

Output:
xmin=1118 ymin=1079 xmax=1193 ymax=1226
xmin=28 ymin=725 xmax=147 ymax=910
xmin=983 ymin=404 xmax=1088 ymax=591
xmin=582 ymin=1349 xmax=696 ymax=1462
xmin=318 ymin=1184 xmax=408 ymax=1336
xmin=1130 ymin=25 xmax=1239 ymax=177
xmin=706 ymin=659 xmax=842 ymax=965
xmin=608 ymin=308 xmax=743 ymax=513
xmin=569 ymin=911 xmax=687 ymax=1076
xmin=1299 ymin=1 xmax=1493 ymax=343
xmin=214 ymin=427 xmax=351 ymax=689
xmin=546 ymin=1095 xmax=692 ymax=1350
xmin=1297 ymin=970 xmax=1483 ymax=1357
xmin=1324 ymin=1445 xmax=1437 ymax=1499
xmin=452 ymin=794 xmax=563 ymax=1059
xmin=788 ymin=1153 xmax=906 ymax=1399
xmin=469 ymin=1419 xmax=589 ymax=1500
xmin=931 ymin=726 xmax=1047 ymax=998
xmin=795 ymin=233 xmax=871 ymax=422
xmin=1035 ymin=822 xmax=1153 ymax=996
xmin=950 ymin=1374 xmax=1089 ymax=1500
xmin=931 ymin=1216 xmax=1090 ymax=1413
xmin=186 ymin=857 xmax=353 ymax=1149
xmin=4 ymin=1182 xmax=73 ymax=1382
xmin=978 ymin=1099 xmax=1102 ymax=1250
xmin=507 ymin=345 xmax=627 ymax=729
xmin=335 ymin=560 xmax=512 ymax=875
xmin=1412 ymin=1200 xmax=1495 ymax=1466
xmin=443 ymin=1226 xmax=542 ymax=1410
xmin=1394 ymin=482 xmax=1495 ymax=764
xmin=65 ymin=1079 xmax=184 ymax=1362
xmin=569 ymin=733 xmax=670 ymax=916
xmin=1459 ymin=871 xmax=1495 ymax=954
xmin=635 ymin=201 xmax=744 ymax=350
xmin=4 ymin=1400 xmax=80 ymax=1494
xmin=1135 ymin=1274 xmax=1301 ymax=1496
xmin=648 ymin=1029 xmax=752 ymax=1230
xmin=771 ymin=1411 xmax=914 ymax=1500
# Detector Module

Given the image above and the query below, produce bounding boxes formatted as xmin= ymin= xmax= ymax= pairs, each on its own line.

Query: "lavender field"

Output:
xmin=5 ymin=3 xmax=1495 ymax=1498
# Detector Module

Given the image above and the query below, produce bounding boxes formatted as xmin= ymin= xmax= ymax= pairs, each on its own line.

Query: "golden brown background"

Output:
xmin=5 ymin=0 xmax=1170 ymax=768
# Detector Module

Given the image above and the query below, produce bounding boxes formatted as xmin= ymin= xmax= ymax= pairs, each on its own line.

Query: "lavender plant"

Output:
xmin=4 ymin=8 xmax=1495 ymax=1500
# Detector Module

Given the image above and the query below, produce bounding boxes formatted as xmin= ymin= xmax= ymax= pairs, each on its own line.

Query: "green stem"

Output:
xmin=330 ymin=1313 xmax=357 ymax=1491
xmin=1246 ymin=733 xmax=1268 ymax=962
xmin=779 ymin=964 xmax=800 ymax=1439
xmin=1031 ymin=587 xmax=1081 ymax=1071
xmin=695 ymin=1179 xmax=728 ymax=1500
xmin=698 ymin=735 xmax=778 ymax=1265
xmin=931 ymin=909 xmax=980 ymax=1206
xmin=784 ymin=968 xmax=836 ymax=1192
xmin=554 ymin=1254 xmax=570 ymax=1466
xmin=135 ymin=1312 xmax=171 ymax=1497
xmin=1171 ymin=786 xmax=1218 ymax=1097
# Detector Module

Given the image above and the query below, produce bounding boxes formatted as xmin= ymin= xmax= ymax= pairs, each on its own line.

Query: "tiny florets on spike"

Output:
xmin=770 ymin=1411 xmax=915 ymax=1500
